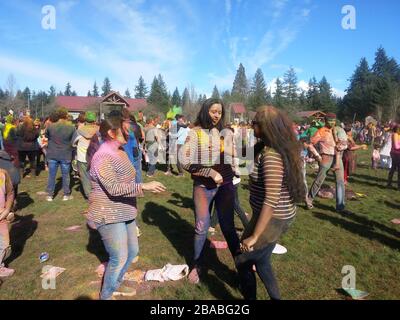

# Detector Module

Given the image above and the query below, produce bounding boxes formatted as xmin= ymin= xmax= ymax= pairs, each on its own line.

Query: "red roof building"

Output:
xmin=56 ymin=92 xmax=147 ymax=118
xmin=228 ymin=102 xmax=247 ymax=122
xmin=296 ymin=110 xmax=326 ymax=120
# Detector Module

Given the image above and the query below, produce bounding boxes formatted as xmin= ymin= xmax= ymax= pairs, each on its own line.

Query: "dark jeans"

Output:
xmin=192 ymin=182 xmax=240 ymax=266
xmin=235 ymin=242 xmax=280 ymax=300
xmin=18 ymin=150 xmax=37 ymax=176
xmin=77 ymin=161 xmax=91 ymax=199
xmin=47 ymin=159 xmax=71 ymax=196
xmin=210 ymin=184 xmax=248 ymax=228
xmin=388 ymin=153 xmax=400 ymax=188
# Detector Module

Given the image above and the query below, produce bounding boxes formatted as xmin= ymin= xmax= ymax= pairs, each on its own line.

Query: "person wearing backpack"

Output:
xmin=17 ymin=116 xmax=39 ymax=178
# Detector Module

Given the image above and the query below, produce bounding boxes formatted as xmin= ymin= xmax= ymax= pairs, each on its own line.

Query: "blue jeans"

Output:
xmin=133 ymin=152 xmax=143 ymax=183
xmin=96 ymin=220 xmax=139 ymax=300
xmin=309 ymin=154 xmax=345 ymax=211
xmin=235 ymin=242 xmax=280 ymax=300
xmin=192 ymin=182 xmax=240 ymax=266
xmin=46 ymin=159 xmax=71 ymax=196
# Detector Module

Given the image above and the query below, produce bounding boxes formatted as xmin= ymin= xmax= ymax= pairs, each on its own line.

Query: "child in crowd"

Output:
xmin=332 ymin=125 xmax=348 ymax=171
xmin=372 ymin=143 xmax=381 ymax=170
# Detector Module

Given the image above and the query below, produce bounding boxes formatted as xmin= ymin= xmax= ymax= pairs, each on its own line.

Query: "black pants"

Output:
xmin=388 ymin=153 xmax=400 ymax=188
xmin=18 ymin=150 xmax=37 ymax=176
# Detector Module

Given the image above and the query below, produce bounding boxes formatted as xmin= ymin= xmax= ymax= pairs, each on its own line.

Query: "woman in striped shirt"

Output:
xmin=236 ymin=106 xmax=305 ymax=300
xmin=87 ymin=115 xmax=166 ymax=300
xmin=181 ymin=98 xmax=240 ymax=284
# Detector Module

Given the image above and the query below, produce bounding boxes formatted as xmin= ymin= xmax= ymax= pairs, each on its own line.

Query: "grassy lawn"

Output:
xmin=0 ymin=148 xmax=399 ymax=300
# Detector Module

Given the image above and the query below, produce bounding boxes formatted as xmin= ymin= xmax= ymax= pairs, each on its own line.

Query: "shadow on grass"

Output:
xmin=142 ymin=201 xmax=238 ymax=299
xmin=167 ymin=192 xmax=194 ymax=210
xmin=384 ymin=201 xmax=400 ymax=211
xmin=313 ymin=212 xmax=400 ymax=251
xmin=5 ymin=214 xmax=38 ymax=265
xmin=314 ymin=202 xmax=400 ymax=238
xmin=16 ymin=192 xmax=34 ymax=211
xmin=86 ymin=225 xmax=108 ymax=263
xmin=351 ymin=173 xmax=389 ymax=184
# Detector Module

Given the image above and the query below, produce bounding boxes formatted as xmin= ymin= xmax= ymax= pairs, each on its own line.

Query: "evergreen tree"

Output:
xmin=231 ymin=63 xmax=248 ymax=102
xmin=221 ymin=90 xmax=232 ymax=106
xmin=171 ymin=87 xmax=182 ymax=107
xmin=101 ymin=77 xmax=112 ymax=96
xmin=72 ymin=91 xmax=77 ymax=96
xmin=248 ymin=68 xmax=267 ymax=110
xmin=22 ymin=87 xmax=31 ymax=101
xmin=87 ymin=90 xmax=92 ymax=97
xmin=92 ymin=81 xmax=99 ymax=97
xmin=64 ymin=82 xmax=72 ymax=96
xmin=211 ymin=85 xmax=220 ymax=99
xmin=57 ymin=91 xmax=63 ymax=96
xmin=319 ymin=76 xmax=336 ymax=113
xmin=340 ymin=58 xmax=375 ymax=120
xmin=282 ymin=67 xmax=298 ymax=104
xmin=49 ymin=86 xmax=56 ymax=97
xmin=306 ymin=77 xmax=320 ymax=110
xmin=182 ymin=87 xmax=190 ymax=108
xmin=147 ymin=75 xmax=170 ymax=113
xmin=134 ymin=76 xmax=148 ymax=99
xmin=124 ymin=88 xmax=131 ymax=98
xmin=274 ymin=78 xmax=284 ymax=108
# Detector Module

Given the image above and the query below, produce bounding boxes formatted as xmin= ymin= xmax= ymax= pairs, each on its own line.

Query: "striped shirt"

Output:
xmin=181 ymin=127 xmax=236 ymax=188
xmin=87 ymin=141 xmax=143 ymax=225
xmin=249 ymin=147 xmax=296 ymax=220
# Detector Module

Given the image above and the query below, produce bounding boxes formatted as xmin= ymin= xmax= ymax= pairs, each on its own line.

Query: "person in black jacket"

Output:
xmin=17 ymin=116 xmax=39 ymax=178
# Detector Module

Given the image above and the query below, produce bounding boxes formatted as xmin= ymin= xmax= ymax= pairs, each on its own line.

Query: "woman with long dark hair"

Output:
xmin=87 ymin=115 xmax=166 ymax=299
xmin=236 ymin=106 xmax=305 ymax=300
xmin=387 ymin=124 xmax=400 ymax=190
xmin=17 ymin=116 xmax=39 ymax=177
xmin=181 ymin=98 xmax=240 ymax=284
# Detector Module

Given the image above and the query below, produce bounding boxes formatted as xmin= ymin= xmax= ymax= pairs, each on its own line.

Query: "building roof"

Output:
xmin=55 ymin=92 xmax=147 ymax=112
xmin=296 ymin=110 xmax=326 ymax=118
xmin=230 ymin=103 xmax=246 ymax=114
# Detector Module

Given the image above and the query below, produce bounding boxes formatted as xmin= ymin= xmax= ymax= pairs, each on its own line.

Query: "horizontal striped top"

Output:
xmin=249 ymin=147 xmax=296 ymax=220
xmin=181 ymin=127 xmax=236 ymax=188
xmin=87 ymin=141 xmax=143 ymax=225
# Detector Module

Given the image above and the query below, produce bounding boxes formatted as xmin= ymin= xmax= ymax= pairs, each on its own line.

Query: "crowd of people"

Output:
xmin=0 ymin=100 xmax=399 ymax=300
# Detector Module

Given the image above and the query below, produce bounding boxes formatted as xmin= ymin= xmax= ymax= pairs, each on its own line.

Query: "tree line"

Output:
xmin=1 ymin=46 xmax=398 ymax=122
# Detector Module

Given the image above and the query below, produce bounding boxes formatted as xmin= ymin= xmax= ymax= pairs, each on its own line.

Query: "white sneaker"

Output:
xmin=208 ymin=227 xmax=216 ymax=233
xmin=0 ymin=266 xmax=15 ymax=278
xmin=62 ymin=195 xmax=74 ymax=201
xmin=136 ymin=226 xmax=142 ymax=237
xmin=46 ymin=196 xmax=53 ymax=202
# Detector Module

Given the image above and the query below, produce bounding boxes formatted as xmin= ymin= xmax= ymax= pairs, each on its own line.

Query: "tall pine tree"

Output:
xmin=282 ymin=67 xmax=298 ymax=104
xmin=248 ymin=68 xmax=267 ymax=110
xmin=101 ymin=77 xmax=112 ymax=96
xmin=231 ymin=63 xmax=248 ymax=102
xmin=171 ymin=87 xmax=182 ymax=106
xmin=211 ymin=85 xmax=220 ymax=99
xmin=274 ymin=78 xmax=284 ymax=108
xmin=64 ymin=83 xmax=72 ymax=96
xmin=124 ymin=88 xmax=131 ymax=98
xmin=92 ymin=81 xmax=99 ymax=97
xmin=135 ymin=76 xmax=148 ymax=99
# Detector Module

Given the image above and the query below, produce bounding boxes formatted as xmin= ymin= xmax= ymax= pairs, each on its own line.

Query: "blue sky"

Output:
xmin=0 ymin=0 xmax=399 ymax=98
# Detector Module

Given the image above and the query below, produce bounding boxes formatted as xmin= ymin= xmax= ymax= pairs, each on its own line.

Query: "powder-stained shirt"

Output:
xmin=181 ymin=127 xmax=236 ymax=188
xmin=87 ymin=141 xmax=143 ymax=225
xmin=46 ymin=120 xmax=76 ymax=161
xmin=311 ymin=126 xmax=336 ymax=155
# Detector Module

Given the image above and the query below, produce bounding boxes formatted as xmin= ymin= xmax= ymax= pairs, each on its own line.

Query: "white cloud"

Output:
xmin=0 ymin=54 xmax=93 ymax=94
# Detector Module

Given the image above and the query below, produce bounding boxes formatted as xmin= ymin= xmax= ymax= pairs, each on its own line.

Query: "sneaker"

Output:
xmin=136 ymin=226 xmax=142 ymax=237
xmin=188 ymin=266 xmax=201 ymax=284
xmin=177 ymin=174 xmax=184 ymax=178
xmin=146 ymin=174 xmax=154 ymax=178
xmin=46 ymin=196 xmax=53 ymax=202
xmin=164 ymin=171 xmax=172 ymax=176
xmin=62 ymin=195 xmax=74 ymax=201
xmin=0 ymin=267 xmax=15 ymax=278
xmin=112 ymin=285 xmax=137 ymax=297
xmin=208 ymin=227 xmax=216 ymax=233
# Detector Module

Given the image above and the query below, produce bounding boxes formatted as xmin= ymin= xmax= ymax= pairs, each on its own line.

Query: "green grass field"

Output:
xmin=0 ymin=148 xmax=399 ymax=300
